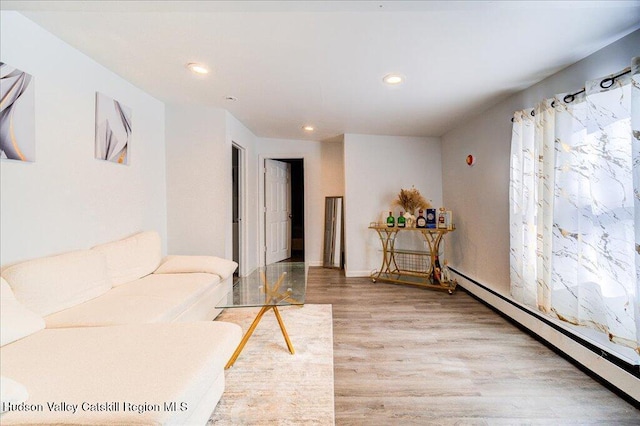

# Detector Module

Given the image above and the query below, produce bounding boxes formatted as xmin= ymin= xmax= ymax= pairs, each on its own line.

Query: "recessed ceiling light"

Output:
xmin=302 ymin=125 xmax=315 ymax=132
xmin=186 ymin=62 xmax=209 ymax=75
xmin=383 ymin=73 xmax=404 ymax=85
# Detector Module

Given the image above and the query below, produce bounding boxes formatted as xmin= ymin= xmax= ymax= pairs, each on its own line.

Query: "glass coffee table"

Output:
xmin=216 ymin=262 xmax=307 ymax=369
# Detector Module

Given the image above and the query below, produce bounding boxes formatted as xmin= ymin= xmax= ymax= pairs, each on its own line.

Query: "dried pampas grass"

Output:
xmin=393 ymin=187 xmax=431 ymax=214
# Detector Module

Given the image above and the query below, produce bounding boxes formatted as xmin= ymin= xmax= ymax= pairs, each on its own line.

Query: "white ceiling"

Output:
xmin=2 ymin=1 xmax=640 ymax=140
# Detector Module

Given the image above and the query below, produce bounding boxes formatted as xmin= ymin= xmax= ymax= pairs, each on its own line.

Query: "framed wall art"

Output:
xmin=95 ymin=92 xmax=131 ymax=165
xmin=0 ymin=62 xmax=35 ymax=162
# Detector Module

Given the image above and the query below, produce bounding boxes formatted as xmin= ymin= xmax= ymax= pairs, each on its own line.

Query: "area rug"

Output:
xmin=209 ymin=304 xmax=335 ymax=425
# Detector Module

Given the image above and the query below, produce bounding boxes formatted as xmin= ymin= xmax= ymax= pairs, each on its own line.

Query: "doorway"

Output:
xmin=232 ymin=144 xmax=244 ymax=276
xmin=263 ymin=158 xmax=304 ymax=265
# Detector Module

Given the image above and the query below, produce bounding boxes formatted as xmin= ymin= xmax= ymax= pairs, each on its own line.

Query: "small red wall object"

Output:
xmin=466 ymin=154 xmax=475 ymax=166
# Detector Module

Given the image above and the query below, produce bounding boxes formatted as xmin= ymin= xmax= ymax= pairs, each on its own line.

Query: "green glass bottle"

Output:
xmin=397 ymin=212 xmax=406 ymax=228
xmin=386 ymin=211 xmax=395 ymax=227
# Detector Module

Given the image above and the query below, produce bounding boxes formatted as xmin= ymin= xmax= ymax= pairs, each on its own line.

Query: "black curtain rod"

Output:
xmin=561 ymin=89 xmax=585 ymax=104
xmin=563 ymin=69 xmax=631 ymax=104
xmin=511 ymin=110 xmax=535 ymax=122
xmin=511 ymin=68 xmax=632 ymax=121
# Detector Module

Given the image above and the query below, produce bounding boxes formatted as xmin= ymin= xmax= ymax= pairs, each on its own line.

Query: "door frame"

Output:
xmin=258 ymin=153 xmax=306 ymax=267
xmin=233 ymin=142 xmax=248 ymax=276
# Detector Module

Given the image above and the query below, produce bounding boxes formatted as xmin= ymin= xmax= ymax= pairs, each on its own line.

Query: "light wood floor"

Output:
xmin=305 ymin=267 xmax=640 ymax=425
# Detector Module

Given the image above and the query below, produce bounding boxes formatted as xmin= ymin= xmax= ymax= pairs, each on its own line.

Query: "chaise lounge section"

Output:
xmin=0 ymin=231 xmax=242 ymax=425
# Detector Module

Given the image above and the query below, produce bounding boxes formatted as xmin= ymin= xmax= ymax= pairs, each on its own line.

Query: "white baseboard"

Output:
xmin=451 ymin=268 xmax=639 ymax=403
xmin=344 ymin=270 xmax=371 ymax=278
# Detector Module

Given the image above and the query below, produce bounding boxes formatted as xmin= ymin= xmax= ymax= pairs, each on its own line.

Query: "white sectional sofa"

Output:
xmin=0 ymin=231 xmax=242 ymax=425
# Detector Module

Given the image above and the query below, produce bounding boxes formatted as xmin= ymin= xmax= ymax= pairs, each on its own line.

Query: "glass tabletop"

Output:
xmin=216 ymin=262 xmax=307 ymax=308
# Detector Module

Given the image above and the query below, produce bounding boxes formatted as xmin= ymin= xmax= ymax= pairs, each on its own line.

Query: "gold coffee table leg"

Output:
xmin=225 ymin=305 xmax=295 ymax=369
xmin=225 ymin=305 xmax=270 ymax=369
xmin=273 ymin=306 xmax=295 ymax=355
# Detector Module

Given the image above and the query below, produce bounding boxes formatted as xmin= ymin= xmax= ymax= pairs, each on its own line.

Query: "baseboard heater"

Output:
xmin=450 ymin=267 xmax=639 ymax=406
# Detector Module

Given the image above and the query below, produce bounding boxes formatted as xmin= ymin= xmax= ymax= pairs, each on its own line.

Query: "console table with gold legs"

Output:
xmin=369 ymin=224 xmax=457 ymax=294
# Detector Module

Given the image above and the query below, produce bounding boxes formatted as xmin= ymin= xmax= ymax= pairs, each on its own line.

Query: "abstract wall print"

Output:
xmin=95 ymin=92 xmax=131 ymax=165
xmin=0 ymin=63 xmax=35 ymax=162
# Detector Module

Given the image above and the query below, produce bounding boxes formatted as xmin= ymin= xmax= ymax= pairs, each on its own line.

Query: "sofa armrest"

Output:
xmin=154 ymin=255 xmax=238 ymax=280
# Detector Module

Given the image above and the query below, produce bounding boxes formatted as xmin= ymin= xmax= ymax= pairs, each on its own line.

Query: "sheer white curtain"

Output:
xmin=510 ymin=57 xmax=639 ymax=354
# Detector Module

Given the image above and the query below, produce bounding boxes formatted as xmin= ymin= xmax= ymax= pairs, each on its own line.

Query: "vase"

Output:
xmin=403 ymin=211 xmax=416 ymax=228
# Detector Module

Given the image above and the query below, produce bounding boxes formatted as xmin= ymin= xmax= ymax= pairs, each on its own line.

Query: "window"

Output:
xmin=509 ymin=57 xmax=639 ymax=357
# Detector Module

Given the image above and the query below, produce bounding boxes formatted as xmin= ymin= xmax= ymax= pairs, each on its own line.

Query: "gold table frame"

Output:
xmin=369 ymin=224 xmax=457 ymax=294
xmin=224 ymin=270 xmax=300 ymax=369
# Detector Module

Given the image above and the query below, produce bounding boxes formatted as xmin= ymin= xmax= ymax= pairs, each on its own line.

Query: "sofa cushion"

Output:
xmin=0 ymin=322 xmax=242 ymax=425
xmin=155 ymin=255 xmax=238 ymax=280
xmin=0 ymin=376 xmax=29 ymax=413
xmin=0 ymin=278 xmax=45 ymax=347
xmin=91 ymin=230 xmax=162 ymax=287
xmin=44 ymin=273 xmax=221 ymax=328
xmin=1 ymin=250 xmax=111 ymax=317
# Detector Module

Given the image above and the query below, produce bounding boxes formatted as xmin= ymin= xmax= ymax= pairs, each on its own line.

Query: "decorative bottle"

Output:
xmin=438 ymin=207 xmax=447 ymax=229
xmin=416 ymin=209 xmax=427 ymax=228
xmin=441 ymin=260 xmax=450 ymax=283
xmin=386 ymin=211 xmax=395 ymax=227
xmin=397 ymin=212 xmax=406 ymax=228
xmin=432 ymin=255 xmax=442 ymax=284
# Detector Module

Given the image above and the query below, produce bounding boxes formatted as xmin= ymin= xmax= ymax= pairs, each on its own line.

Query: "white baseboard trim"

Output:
xmin=307 ymin=260 xmax=323 ymax=267
xmin=344 ymin=270 xmax=371 ymax=278
xmin=451 ymin=268 xmax=639 ymax=404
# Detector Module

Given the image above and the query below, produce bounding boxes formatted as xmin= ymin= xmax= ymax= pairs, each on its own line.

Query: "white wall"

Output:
xmin=343 ymin=134 xmax=443 ymax=277
xmin=0 ymin=12 xmax=167 ymax=265
xmin=165 ymin=105 xmax=229 ymax=258
xmin=441 ymin=29 xmax=640 ymax=401
xmin=320 ymin=135 xmax=345 ymax=198
xmin=254 ymin=138 xmax=325 ymax=266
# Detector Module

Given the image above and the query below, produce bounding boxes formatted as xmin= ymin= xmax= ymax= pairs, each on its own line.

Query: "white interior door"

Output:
xmin=265 ymin=159 xmax=291 ymax=265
